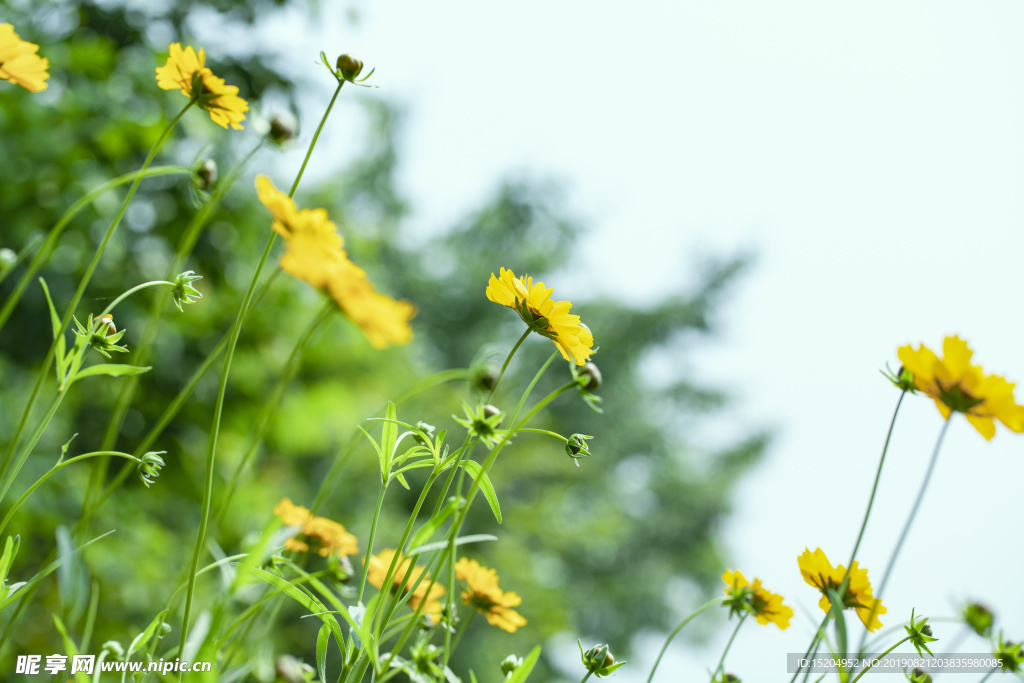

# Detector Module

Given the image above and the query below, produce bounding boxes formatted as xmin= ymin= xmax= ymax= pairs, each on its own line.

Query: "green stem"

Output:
xmin=849 ymin=636 xmax=912 ymax=683
xmin=977 ymin=666 xmax=998 ymax=683
xmin=711 ymin=614 xmax=747 ymax=680
xmin=0 ymin=391 xmax=67 ymax=505
xmin=647 ymin=598 xmax=726 ymax=683
xmin=864 ymin=417 xmax=951 ymax=635
xmin=358 ymin=482 xmax=389 ymax=603
xmin=215 ymin=299 xmax=334 ymax=523
xmin=789 ymin=613 xmax=831 ymax=683
xmin=485 ymin=327 xmax=532 ymax=402
xmin=178 ymin=82 xmax=342 ymax=659
xmin=0 ymin=102 xmax=191 ymax=491
xmin=580 ymin=672 xmax=593 ymax=683
xmin=0 ymin=451 xmax=141 ymax=537
xmin=449 ymin=609 xmax=475 ymax=654
xmin=0 ymin=165 xmax=190 ymax=335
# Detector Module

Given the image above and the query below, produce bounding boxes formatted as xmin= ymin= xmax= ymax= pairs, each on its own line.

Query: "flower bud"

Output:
xmin=195 ymin=159 xmax=217 ymax=190
xmin=963 ymin=602 xmax=994 ymax=637
xmin=171 ymin=270 xmax=204 ymax=312
xmin=501 ymin=654 xmax=523 ymax=676
xmin=101 ymin=641 xmax=125 ymax=660
xmin=336 ymin=53 xmax=364 ymax=81
xmin=100 ymin=314 xmax=116 ymax=336
xmin=413 ymin=421 xmax=436 ymax=447
xmin=907 ymin=668 xmax=932 ymax=683
xmin=483 ymin=404 xmax=502 ymax=425
xmin=138 ymin=451 xmax=166 ymax=488
xmin=275 ymin=654 xmax=315 ymax=683
xmin=579 ymin=362 xmax=602 ymax=392
xmin=269 ymin=112 xmax=298 ymax=143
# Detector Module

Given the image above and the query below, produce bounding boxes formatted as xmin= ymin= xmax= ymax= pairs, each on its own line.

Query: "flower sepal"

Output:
xmin=905 ymin=609 xmax=938 ymax=657
xmin=579 ymin=642 xmax=625 ymax=678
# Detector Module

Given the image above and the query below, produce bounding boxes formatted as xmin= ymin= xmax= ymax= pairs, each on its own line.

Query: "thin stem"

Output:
xmin=580 ymin=672 xmax=593 ymax=683
xmin=846 ymin=392 xmax=906 ymax=568
xmin=978 ymin=666 xmax=998 ymax=683
xmin=0 ymin=451 xmax=141 ymax=537
xmin=485 ymin=327 xmax=532 ymax=402
xmin=449 ymin=610 xmax=475 ymax=653
xmin=647 ymin=598 xmax=726 ymax=683
xmin=849 ymin=636 xmax=912 ymax=683
xmin=711 ymin=614 xmax=747 ymax=680
xmin=0 ymin=391 xmax=67 ymax=505
xmin=178 ymin=82 xmax=343 ymax=658
xmin=358 ymin=482 xmax=389 ymax=603
xmin=0 ymin=166 xmax=190 ymax=335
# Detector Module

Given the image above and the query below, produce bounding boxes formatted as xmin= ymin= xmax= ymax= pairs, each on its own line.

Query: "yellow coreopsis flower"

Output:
xmin=256 ymin=175 xmax=416 ymax=348
xmin=798 ymin=548 xmax=886 ymax=632
xmin=897 ymin=336 xmax=1024 ymax=440
xmin=273 ymin=498 xmax=358 ymax=557
xmin=366 ymin=549 xmax=445 ymax=618
xmin=485 ymin=267 xmax=594 ymax=366
xmin=0 ymin=24 xmax=49 ymax=92
xmin=155 ymin=43 xmax=247 ymax=129
xmin=455 ymin=558 xmax=527 ymax=633
xmin=721 ymin=569 xmax=793 ymax=630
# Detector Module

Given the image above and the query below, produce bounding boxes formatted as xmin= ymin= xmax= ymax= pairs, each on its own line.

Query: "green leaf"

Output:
xmin=505 ymin=646 xmax=541 ymax=683
xmin=355 ymin=425 xmax=384 ymax=484
xmin=407 ymin=534 xmax=498 ymax=557
xmin=394 ymin=472 xmax=410 ymax=490
xmin=127 ymin=608 xmax=169 ymax=657
xmin=39 ymin=278 xmax=67 ymax=382
xmin=241 ymin=566 xmax=347 ymax=645
xmin=381 ymin=401 xmax=398 ymax=473
xmin=52 ymin=615 xmax=91 ymax=683
xmin=316 ymin=622 xmax=330 ymax=682
xmin=72 ymin=363 xmax=151 ymax=382
xmin=230 ymin=517 xmax=284 ymax=594
xmin=458 ymin=460 xmax=501 ymax=523
xmin=0 ymin=535 xmax=20 ymax=598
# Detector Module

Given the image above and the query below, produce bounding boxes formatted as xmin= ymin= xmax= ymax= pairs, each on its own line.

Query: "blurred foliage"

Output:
xmin=0 ymin=0 xmax=765 ymax=680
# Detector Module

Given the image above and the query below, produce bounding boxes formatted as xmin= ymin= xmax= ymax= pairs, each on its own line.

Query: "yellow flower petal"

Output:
xmin=155 ymin=42 xmax=247 ymax=129
xmin=0 ymin=24 xmax=49 ymax=92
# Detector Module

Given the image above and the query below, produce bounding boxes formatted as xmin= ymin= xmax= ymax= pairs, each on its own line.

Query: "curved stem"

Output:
xmin=177 ymin=84 xmax=343 ymax=659
xmin=0 ymin=165 xmax=190 ymax=334
xmin=789 ymin=613 xmax=831 ymax=683
xmin=647 ymin=597 xmax=726 ymax=683
xmin=580 ymin=672 xmax=593 ymax=683
xmin=357 ymin=482 xmax=389 ymax=603
xmin=0 ymin=451 xmax=141 ymax=537
xmin=485 ymin=327 xmax=532 ymax=402
xmin=849 ymin=636 xmax=912 ymax=683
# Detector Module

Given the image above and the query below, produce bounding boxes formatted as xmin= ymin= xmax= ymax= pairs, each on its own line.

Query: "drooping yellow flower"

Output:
xmin=898 ymin=336 xmax=1024 ymax=440
xmin=255 ymin=175 xmax=416 ymax=348
xmin=366 ymin=549 xmax=445 ymax=618
xmin=0 ymin=24 xmax=49 ymax=92
xmin=721 ymin=569 xmax=793 ymax=630
xmin=798 ymin=548 xmax=886 ymax=632
xmin=485 ymin=267 xmax=594 ymax=366
xmin=273 ymin=498 xmax=358 ymax=557
xmin=455 ymin=558 xmax=527 ymax=633
xmin=155 ymin=43 xmax=247 ymax=129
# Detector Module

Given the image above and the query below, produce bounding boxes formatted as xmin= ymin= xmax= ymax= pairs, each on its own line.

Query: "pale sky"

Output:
xmin=198 ymin=1 xmax=1024 ymax=679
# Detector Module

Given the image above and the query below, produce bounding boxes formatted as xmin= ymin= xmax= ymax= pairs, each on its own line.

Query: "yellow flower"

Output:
xmin=273 ymin=498 xmax=358 ymax=557
xmin=256 ymin=175 xmax=416 ymax=348
xmin=898 ymin=336 xmax=1024 ymax=440
xmin=486 ymin=267 xmax=594 ymax=366
xmin=0 ymin=24 xmax=49 ymax=92
xmin=366 ymin=549 xmax=445 ymax=618
xmin=798 ymin=548 xmax=886 ymax=632
xmin=721 ymin=569 xmax=793 ymax=630
xmin=155 ymin=43 xmax=247 ymax=129
xmin=455 ymin=558 xmax=527 ymax=633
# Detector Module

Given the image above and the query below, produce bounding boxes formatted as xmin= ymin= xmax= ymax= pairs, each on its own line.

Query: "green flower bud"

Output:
xmin=906 ymin=668 xmax=932 ymax=683
xmin=579 ymin=642 xmax=625 ymax=677
xmin=483 ymin=404 xmax=502 ymax=424
xmin=269 ymin=112 xmax=298 ymax=143
xmin=101 ymin=641 xmax=125 ymax=660
xmin=138 ymin=451 xmax=166 ymax=488
xmin=336 ymin=53 xmax=364 ymax=81
xmin=963 ymin=602 xmax=994 ymax=637
xmin=413 ymin=421 xmax=436 ymax=447
xmin=712 ymin=674 xmax=741 ymax=683
xmin=275 ymin=654 xmax=315 ymax=683
xmin=171 ymin=270 xmax=203 ymax=312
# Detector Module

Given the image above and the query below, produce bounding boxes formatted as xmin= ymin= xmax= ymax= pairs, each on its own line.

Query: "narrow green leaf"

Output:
xmin=52 ymin=615 xmax=91 ymax=683
xmin=407 ymin=534 xmax=498 ymax=557
xmin=1 ymin=530 xmax=114 ymax=610
xmin=355 ymin=425 xmax=385 ymax=484
xmin=505 ymin=646 xmax=541 ymax=683
xmin=316 ymin=623 xmax=330 ymax=682
xmin=127 ymin=608 xmax=169 ymax=657
xmin=39 ymin=278 xmax=67 ymax=382
xmin=394 ymin=472 xmax=410 ymax=490
xmin=241 ymin=566 xmax=346 ymax=645
xmin=72 ymin=363 xmax=151 ymax=382
xmin=458 ymin=460 xmax=502 ymax=523
xmin=0 ymin=535 xmax=19 ymax=591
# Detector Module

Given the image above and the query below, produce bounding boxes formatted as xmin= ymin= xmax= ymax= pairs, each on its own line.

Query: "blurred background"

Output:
xmin=2 ymin=0 xmax=1024 ymax=680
